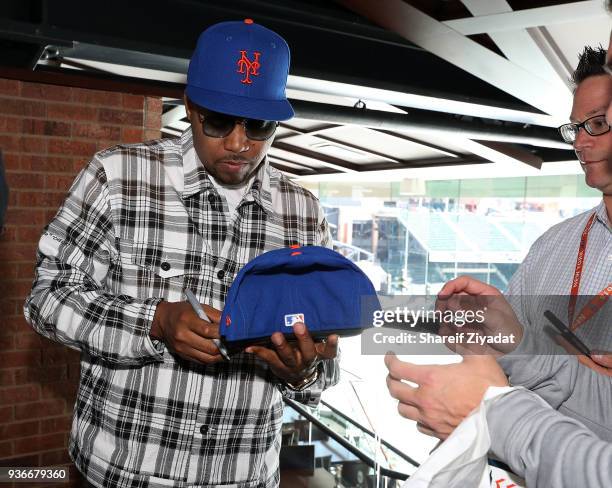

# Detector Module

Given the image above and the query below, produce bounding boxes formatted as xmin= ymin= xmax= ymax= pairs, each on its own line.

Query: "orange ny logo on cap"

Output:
xmin=237 ymin=50 xmax=261 ymax=84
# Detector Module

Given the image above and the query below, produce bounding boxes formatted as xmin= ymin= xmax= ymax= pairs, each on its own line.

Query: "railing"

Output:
xmin=320 ymin=400 xmax=420 ymax=469
xmin=333 ymin=240 xmax=375 ymax=262
xmin=283 ymin=397 xmax=419 ymax=485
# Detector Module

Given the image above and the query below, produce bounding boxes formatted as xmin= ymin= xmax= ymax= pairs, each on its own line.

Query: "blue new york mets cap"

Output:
xmin=186 ymin=19 xmax=294 ymax=121
xmin=220 ymin=246 xmax=380 ymax=349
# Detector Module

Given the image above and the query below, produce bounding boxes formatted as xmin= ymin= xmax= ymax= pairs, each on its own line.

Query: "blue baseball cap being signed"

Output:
xmin=220 ymin=246 xmax=380 ymax=350
xmin=186 ymin=19 xmax=294 ymax=121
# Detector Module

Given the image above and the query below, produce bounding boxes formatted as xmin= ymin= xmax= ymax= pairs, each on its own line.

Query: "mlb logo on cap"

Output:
xmin=220 ymin=246 xmax=380 ymax=350
xmin=284 ymin=313 xmax=305 ymax=328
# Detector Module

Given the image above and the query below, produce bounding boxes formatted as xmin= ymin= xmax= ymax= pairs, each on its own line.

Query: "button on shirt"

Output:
xmin=24 ymin=128 xmax=339 ymax=488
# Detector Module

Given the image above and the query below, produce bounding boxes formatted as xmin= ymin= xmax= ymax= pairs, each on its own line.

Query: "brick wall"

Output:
xmin=0 ymin=77 xmax=162 ymax=486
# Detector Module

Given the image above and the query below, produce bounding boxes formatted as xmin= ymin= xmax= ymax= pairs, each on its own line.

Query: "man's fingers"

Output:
xmin=183 ymin=333 xmax=224 ymax=356
xmin=438 ymin=276 xmax=501 ymax=299
xmin=397 ymin=402 xmax=420 ymax=421
xmin=592 ymin=351 xmax=612 ymax=369
xmin=385 ymin=352 xmax=435 ymax=385
xmin=386 ymin=374 xmax=418 ymax=405
xmin=196 ymin=321 xmax=221 ymax=340
xmin=179 ymin=345 xmax=224 ymax=365
xmin=245 ymin=345 xmax=286 ymax=371
xmin=291 ymin=323 xmax=318 ymax=365
xmin=202 ymin=304 xmax=222 ymax=324
xmin=416 ymin=422 xmax=439 ymax=438
xmin=315 ymin=334 xmax=339 ymax=360
xmin=270 ymin=332 xmax=300 ymax=368
xmin=577 ymin=354 xmax=612 ymax=377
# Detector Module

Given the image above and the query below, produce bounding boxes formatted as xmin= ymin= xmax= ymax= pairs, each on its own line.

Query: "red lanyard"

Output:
xmin=568 ymin=212 xmax=612 ymax=331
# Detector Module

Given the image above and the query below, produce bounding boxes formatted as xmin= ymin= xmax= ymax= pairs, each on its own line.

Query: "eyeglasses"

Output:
xmin=558 ymin=114 xmax=610 ymax=143
xmin=603 ymin=63 xmax=612 ymax=77
xmin=194 ymin=109 xmax=278 ymax=141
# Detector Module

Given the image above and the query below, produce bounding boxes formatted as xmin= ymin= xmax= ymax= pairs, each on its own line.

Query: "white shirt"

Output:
xmin=208 ymin=173 xmax=250 ymax=217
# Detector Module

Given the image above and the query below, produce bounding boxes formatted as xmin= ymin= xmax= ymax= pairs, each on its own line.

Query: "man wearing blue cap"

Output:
xmin=25 ymin=19 xmax=339 ymax=488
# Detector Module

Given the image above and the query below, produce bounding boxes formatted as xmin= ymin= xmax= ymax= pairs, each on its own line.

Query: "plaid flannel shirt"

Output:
xmin=24 ymin=128 xmax=340 ymax=488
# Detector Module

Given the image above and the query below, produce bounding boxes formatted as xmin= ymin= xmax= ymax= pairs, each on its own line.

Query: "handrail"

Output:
xmin=283 ymin=397 xmax=412 ymax=481
xmin=320 ymin=399 xmax=420 ymax=468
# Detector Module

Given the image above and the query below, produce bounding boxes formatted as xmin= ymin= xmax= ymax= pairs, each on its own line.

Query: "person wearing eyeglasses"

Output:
xmin=385 ymin=44 xmax=612 ymax=488
xmin=497 ymin=45 xmax=612 ymax=392
xmin=24 ymin=20 xmax=339 ymax=488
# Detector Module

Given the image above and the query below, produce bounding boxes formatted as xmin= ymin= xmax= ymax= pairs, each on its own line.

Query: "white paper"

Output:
xmin=402 ymin=386 xmax=524 ymax=488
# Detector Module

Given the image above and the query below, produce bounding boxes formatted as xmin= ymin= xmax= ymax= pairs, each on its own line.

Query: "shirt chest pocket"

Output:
xmin=117 ymin=239 xmax=204 ymax=301
xmin=131 ymin=243 xmax=195 ymax=279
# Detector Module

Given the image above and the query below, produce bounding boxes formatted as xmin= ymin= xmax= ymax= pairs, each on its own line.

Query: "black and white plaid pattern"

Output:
xmin=24 ymin=128 xmax=339 ymax=488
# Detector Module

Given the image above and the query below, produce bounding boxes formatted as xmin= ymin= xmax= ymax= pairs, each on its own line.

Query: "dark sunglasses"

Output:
xmin=194 ymin=108 xmax=278 ymax=141
xmin=558 ymin=114 xmax=610 ymax=144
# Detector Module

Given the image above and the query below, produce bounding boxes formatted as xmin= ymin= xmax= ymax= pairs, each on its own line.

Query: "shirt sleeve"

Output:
xmin=280 ymin=353 xmax=341 ymax=407
xmin=23 ymin=155 xmax=164 ymax=365
xmin=499 ymin=240 xmax=612 ymax=439
xmin=488 ymin=389 xmax=612 ymax=487
xmin=316 ymin=202 xmax=333 ymax=249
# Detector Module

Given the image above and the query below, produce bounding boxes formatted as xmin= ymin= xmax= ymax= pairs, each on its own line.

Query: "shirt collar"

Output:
xmin=245 ymin=159 xmax=273 ymax=214
xmin=182 ymin=127 xmax=213 ymax=198
xmin=181 ymin=127 xmax=273 ymax=214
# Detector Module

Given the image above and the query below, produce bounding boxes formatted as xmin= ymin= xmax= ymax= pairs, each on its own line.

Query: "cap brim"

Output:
xmin=186 ymin=85 xmax=294 ymax=121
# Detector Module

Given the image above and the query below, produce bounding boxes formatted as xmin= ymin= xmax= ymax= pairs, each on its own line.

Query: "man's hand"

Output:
xmin=245 ymin=322 xmax=338 ymax=385
xmin=436 ymin=276 xmax=524 ymax=356
xmin=385 ymin=352 xmax=508 ymax=440
xmin=151 ymin=301 xmax=224 ymax=364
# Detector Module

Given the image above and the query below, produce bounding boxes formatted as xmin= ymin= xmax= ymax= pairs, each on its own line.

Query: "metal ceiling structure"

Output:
xmin=1 ymin=0 xmax=610 ymax=180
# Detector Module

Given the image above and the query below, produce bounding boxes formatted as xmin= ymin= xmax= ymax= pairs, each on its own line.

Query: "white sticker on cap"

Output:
xmin=284 ymin=313 xmax=305 ymax=327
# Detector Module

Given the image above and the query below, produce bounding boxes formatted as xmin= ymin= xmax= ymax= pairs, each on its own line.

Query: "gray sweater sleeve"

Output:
xmin=488 ymin=389 xmax=612 ymax=488
xmin=497 ymin=332 xmax=612 ymax=440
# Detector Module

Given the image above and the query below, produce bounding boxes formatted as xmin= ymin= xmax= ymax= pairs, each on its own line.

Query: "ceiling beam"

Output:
xmin=267 ymin=159 xmax=309 ymax=177
xmin=373 ymin=129 xmax=461 ymax=158
xmin=278 ymin=125 xmax=457 ymax=161
xmin=446 ymin=137 xmax=542 ymax=171
xmin=291 ymin=100 xmax=571 ymax=149
xmin=337 ymin=0 xmax=571 ymax=120
xmin=358 ymin=155 xmax=486 ymax=172
xmin=289 ymin=74 xmax=558 ymax=127
xmin=311 ymin=134 xmax=402 ymax=164
xmin=459 ymin=0 xmax=572 ymax=91
xmin=444 ymin=0 xmax=605 ymax=36
xmin=275 ymin=124 xmax=342 ymax=141
xmin=527 ymin=27 xmax=573 ymax=90
xmin=275 ymin=125 xmax=404 ymax=164
xmin=267 ymin=151 xmax=330 ymax=171
xmin=273 ymin=141 xmax=361 ymax=173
